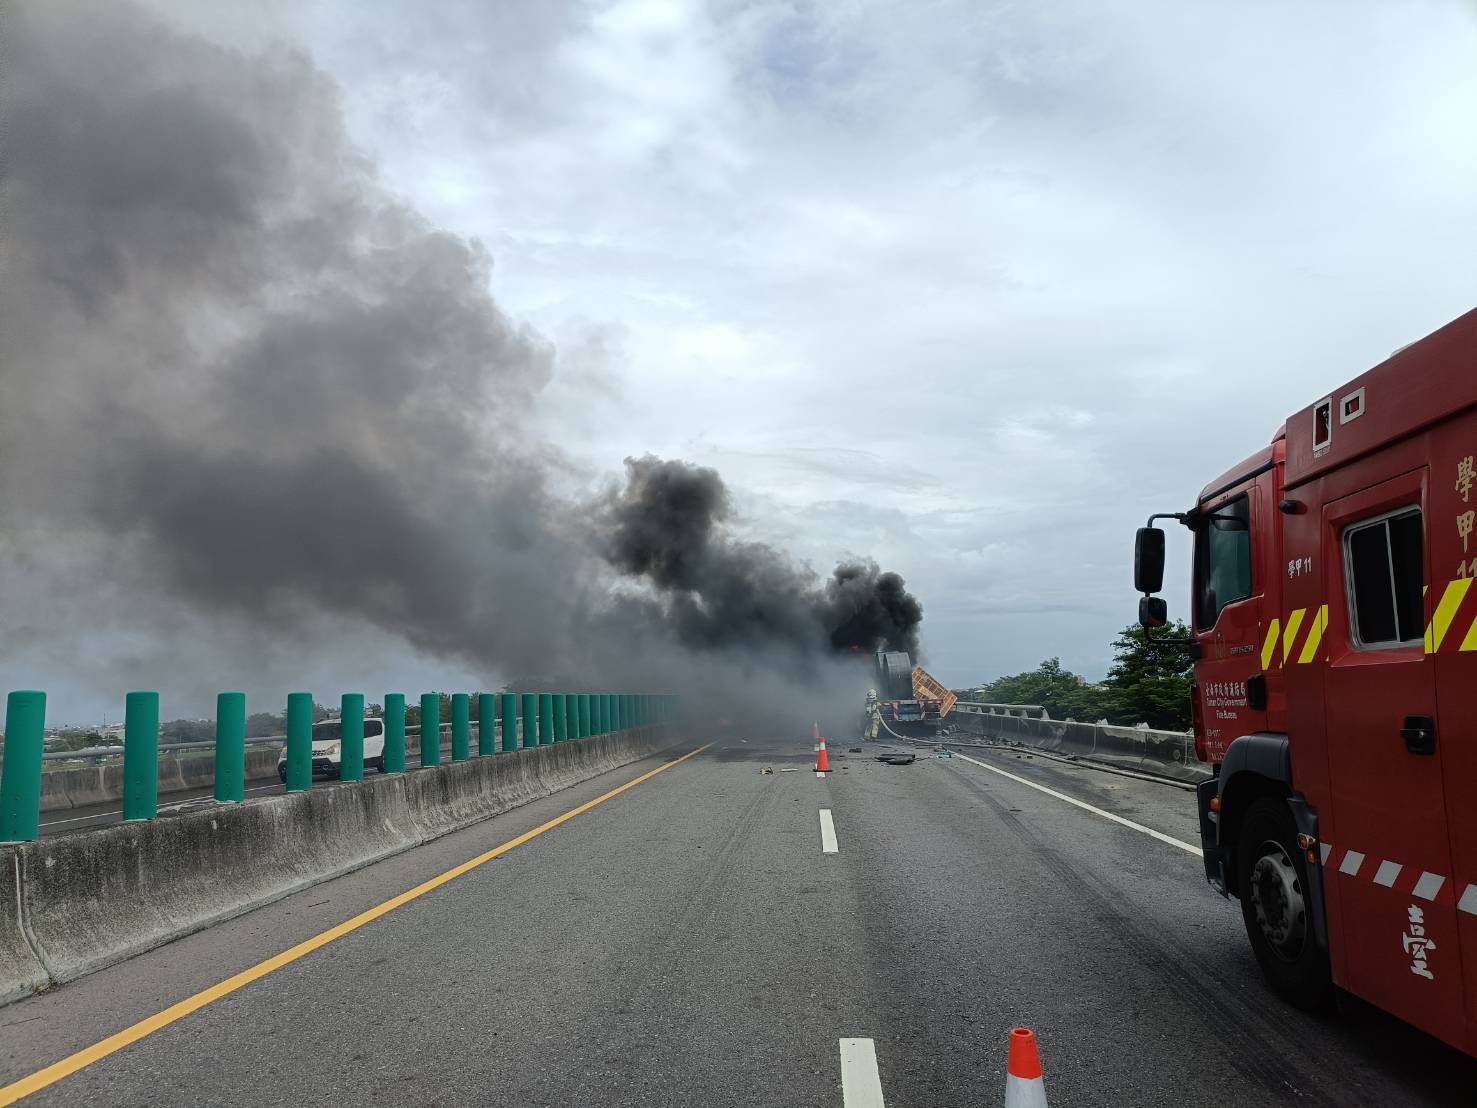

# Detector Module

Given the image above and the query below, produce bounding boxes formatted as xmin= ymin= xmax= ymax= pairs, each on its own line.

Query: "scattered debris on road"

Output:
xmin=760 ymin=767 xmax=773 ymax=775
xmin=876 ymin=753 xmax=916 ymax=766
xmin=848 ymin=747 xmax=863 ymax=753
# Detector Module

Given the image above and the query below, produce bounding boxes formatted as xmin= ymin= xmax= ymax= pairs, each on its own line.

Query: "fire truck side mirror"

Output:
xmin=1138 ymin=596 xmax=1168 ymax=629
xmin=1134 ymin=526 xmax=1166 ymax=594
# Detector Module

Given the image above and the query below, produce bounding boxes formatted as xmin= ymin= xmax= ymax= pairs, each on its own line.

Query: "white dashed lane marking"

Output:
xmin=819 ymin=808 xmax=838 ymax=854
xmin=839 ymin=1038 xmax=886 ymax=1108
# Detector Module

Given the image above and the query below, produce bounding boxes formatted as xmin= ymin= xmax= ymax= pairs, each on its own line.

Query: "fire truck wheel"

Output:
xmin=1236 ymin=797 xmax=1332 ymax=1010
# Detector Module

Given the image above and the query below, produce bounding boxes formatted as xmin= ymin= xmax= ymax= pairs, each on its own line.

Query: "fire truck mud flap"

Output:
xmin=1285 ymin=795 xmax=1330 ymax=952
xmin=1197 ymin=776 xmax=1227 ymax=893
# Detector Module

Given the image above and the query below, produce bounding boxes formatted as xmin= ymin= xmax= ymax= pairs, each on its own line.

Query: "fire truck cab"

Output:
xmin=1135 ymin=307 xmax=1477 ymax=1056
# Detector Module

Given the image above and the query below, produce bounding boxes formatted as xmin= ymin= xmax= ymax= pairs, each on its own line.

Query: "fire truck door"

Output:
xmin=1321 ymin=473 xmax=1464 ymax=1044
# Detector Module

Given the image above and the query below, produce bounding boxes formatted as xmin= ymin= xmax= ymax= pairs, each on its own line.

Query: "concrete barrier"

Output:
xmin=39 ymin=748 xmax=282 ymax=812
xmin=946 ymin=710 xmax=1209 ymax=783
xmin=0 ymin=852 xmax=48 ymax=1006
xmin=1 ymin=725 xmax=678 ymax=1003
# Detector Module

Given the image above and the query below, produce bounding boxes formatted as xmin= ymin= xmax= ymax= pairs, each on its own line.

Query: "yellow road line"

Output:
xmin=0 ymin=743 xmax=712 ymax=1106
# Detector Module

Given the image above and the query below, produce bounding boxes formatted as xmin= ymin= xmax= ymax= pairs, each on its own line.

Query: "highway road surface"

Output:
xmin=2 ymin=732 xmax=1473 ymax=1106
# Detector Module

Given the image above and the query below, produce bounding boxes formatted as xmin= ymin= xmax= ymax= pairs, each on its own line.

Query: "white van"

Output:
xmin=276 ymin=717 xmax=387 ymax=781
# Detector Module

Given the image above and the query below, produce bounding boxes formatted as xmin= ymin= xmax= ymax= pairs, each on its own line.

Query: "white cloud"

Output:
xmin=139 ymin=0 xmax=1477 ymax=693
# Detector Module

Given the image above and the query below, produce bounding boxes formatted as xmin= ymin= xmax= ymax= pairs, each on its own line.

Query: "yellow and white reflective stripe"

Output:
xmin=1297 ymin=605 xmax=1328 ymax=664
xmin=1281 ymin=608 xmax=1306 ymax=665
xmin=1261 ymin=618 xmax=1281 ymax=670
xmin=1425 ymin=578 xmax=1473 ymax=654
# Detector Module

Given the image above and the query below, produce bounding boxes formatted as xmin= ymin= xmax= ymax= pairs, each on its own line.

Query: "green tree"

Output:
xmin=1099 ymin=621 xmax=1194 ymax=731
xmin=160 ymin=718 xmax=214 ymax=744
xmin=975 ymin=658 xmax=1112 ymax=722
xmin=48 ymin=729 xmax=105 ymax=752
xmin=245 ymin=711 xmax=285 ymax=737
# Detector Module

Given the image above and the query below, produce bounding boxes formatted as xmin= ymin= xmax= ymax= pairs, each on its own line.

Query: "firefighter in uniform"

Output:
xmin=863 ymin=688 xmax=881 ymax=740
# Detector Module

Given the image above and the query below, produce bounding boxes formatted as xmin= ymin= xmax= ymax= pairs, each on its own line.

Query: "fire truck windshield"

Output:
xmin=1194 ymin=497 xmax=1252 ymax=630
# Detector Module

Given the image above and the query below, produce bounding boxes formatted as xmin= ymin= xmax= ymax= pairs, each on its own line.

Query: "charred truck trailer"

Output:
xmin=1135 ymin=307 xmax=1477 ymax=1057
xmin=871 ymin=651 xmax=957 ymax=735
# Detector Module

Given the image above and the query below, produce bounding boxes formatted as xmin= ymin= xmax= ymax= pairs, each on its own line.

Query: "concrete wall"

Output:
xmin=947 ymin=710 xmax=1210 ymax=784
xmin=36 ymin=727 xmax=465 ymax=812
xmin=1 ymin=726 xmax=678 ymax=1005
xmin=39 ymin=748 xmax=282 ymax=812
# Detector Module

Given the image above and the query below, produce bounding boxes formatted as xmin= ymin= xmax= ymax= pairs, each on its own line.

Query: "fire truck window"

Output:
xmin=1344 ymin=508 xmax=1423 ymax=648
xmin=1194 ymin=496 xmax=1252 ymax=631
xmin=1389 ymin=510 xmax=1424 ymax=640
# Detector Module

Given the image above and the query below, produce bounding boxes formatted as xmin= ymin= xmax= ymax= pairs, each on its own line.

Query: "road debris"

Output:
xmin=877 ymin=753 xmax=916 ymax=766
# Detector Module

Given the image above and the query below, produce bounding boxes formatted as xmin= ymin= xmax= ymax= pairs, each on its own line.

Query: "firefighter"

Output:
xmin=863 ymin=688 xmax=881 ymax=740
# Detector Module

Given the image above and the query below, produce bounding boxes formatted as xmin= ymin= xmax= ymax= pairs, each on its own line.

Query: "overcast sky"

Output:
xmin=12 ymin=1 xmax=1477 ymax=722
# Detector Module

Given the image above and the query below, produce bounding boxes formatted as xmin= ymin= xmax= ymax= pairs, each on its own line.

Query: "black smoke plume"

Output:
xmin=602 ymin=457 xmax=921 ymax=658
xmin=0 ymin=1 xmax=922 ymax=716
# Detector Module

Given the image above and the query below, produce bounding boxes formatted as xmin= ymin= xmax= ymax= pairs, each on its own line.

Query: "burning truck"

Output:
xmin=865 ymin=650 xmax=957 ymax=737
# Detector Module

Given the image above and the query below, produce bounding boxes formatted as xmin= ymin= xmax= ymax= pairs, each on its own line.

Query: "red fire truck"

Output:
xmin=1134 ymin=307 xmax=1477 ymax=1056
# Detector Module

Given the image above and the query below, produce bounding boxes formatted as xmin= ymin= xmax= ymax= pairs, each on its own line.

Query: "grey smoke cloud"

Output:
xmin=0 ymin=0 xmax=919 ymax=718
xmin=603 ymin=455 xmax=921 ymax=659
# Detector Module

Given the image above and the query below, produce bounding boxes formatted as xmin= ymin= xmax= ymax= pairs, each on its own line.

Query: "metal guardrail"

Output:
xmin=946 ymin=707 xmax=1206 ymax=782
xmin=28 ymin=720 xmax=522 ymax=766
xmin=40 ymin=738 xmax=284 ymax=764
xmin=950 ymin=702 xmax=1050 ymax=719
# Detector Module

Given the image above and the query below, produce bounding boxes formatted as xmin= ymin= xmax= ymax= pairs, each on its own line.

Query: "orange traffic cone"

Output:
xmin=1005 ymin=1028 xmax=1049 ymax=1108
xmin=814 ymin=723 xmax=831 ymax=774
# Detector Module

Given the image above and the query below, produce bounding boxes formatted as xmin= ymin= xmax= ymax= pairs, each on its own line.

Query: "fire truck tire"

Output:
xmin=1236 ymin=798 xmax=1332 ymax=1010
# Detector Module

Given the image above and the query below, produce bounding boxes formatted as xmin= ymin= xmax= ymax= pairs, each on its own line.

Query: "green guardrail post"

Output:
xmin=553 ymin=694 xmax=567 ymax=743
xmin=479 ymin=692 xmax=496 ymax=756
xmin=563 ymin=694 xmax=577 ymax=743
xmin=616 ymin=694 xmax=627 ymax=733
xmin=537 ymin=693 xmax=553 ymax=746
xmin=421 ymin=693 xmax=441 ymax=767
xmin=602 ymin=694 xmax=613 ymax=735
xmin=384 ymin=693 xmax=406 ymax=774
xmin=592 ymin=694 xmax=603 ymax=735
xmin=500 ymin=693 xmax=518 ymax=752
xmin=341 ymin=693 xmax=365 ymax=782
xmin=123 ymin=690 xmax=160 ymax=820
xmin=452 ymin=693 xmax=470 ymax=761
xmin=577 ymin=694 xmax=590 ymax=739
xmin=286 ymin=691 xmax=313 ymax=791
xmin=215 ymin=691 xmax=246 ymax=803
xmin=0 ymin=691 xmax=46 ymax=842
xmin=521 ymin=694 xmax=537 ymax=750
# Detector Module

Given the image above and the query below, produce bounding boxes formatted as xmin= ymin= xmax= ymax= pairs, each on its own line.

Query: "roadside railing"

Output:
xmin=946 ymin=704 xmax=1207 ymax=783
xmin=0 ymin=690 xmax=680 ymax=841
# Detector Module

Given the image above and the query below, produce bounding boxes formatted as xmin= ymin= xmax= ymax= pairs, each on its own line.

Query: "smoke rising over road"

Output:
xmin=604 ymin=457 xmax=921 ymax=658
xmin=0 ymin=1 xmax=921 ymax=716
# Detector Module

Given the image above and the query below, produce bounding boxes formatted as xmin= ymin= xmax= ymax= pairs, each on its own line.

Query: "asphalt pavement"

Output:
xmin=2 ymin=731 xmax=1472 ymax=1106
